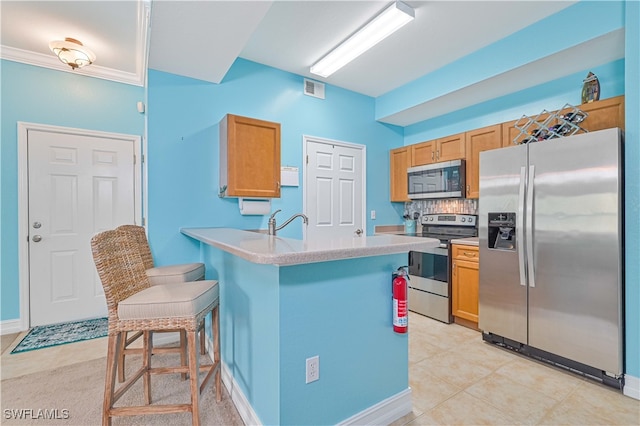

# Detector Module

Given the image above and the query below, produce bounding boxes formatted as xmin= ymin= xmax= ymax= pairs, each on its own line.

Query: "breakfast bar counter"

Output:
xmin=181 ymin=227 xmax=439 ymax=425
xmin=181 ymin=227 xmax=439 ymax=265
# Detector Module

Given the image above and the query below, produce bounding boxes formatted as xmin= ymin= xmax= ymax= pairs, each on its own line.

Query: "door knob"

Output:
xmin=33 ymin=221 xmax=42 ymax=229
xmin=355 ymin=229 xmax=363 ymax=236
xmin=32 ymin=235 xmax=42 ymax=242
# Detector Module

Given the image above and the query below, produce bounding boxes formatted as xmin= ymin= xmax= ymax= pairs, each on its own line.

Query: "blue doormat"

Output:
xmin=11 ymin=317 xmax=108 ymax=354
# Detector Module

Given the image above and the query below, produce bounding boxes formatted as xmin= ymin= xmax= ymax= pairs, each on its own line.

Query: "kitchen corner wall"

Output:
xmin=147 ymin=59 xmax=403 ymax=267
xmin=0 ymin=60 xmax=144 ymax=322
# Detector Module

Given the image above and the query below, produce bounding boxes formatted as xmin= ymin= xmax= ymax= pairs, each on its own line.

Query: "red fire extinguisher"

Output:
xmin=392 ymin=266 xmax=408 ymax=333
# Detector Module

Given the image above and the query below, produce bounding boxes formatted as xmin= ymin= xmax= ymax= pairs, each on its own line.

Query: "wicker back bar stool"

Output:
xmin=116 ymin=225 xmax=206 ymax=382
xmin=91 ymin=228 xmax=221 ymax=426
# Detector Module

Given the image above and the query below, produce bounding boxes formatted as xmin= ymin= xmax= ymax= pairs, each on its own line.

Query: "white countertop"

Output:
xmin=181 ymin=227 xmax=440 ymax=266
xmin=450 ymin=237 xmax=479 ymax=246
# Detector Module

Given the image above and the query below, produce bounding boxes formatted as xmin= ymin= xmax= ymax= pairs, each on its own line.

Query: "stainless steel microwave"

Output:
xmin=407 ymin=159 xmax=466 ymax=199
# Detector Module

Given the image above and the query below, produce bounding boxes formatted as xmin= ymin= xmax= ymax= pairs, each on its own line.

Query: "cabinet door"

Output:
xmin=580 ymin=95 xmax=625 ymax=131
xmin=452 ymin=258 xmax=479 ymax=323
xmin=220 ymin=114 xmax=281 ymax=198
xmin=390 ymin=146 xmax=411 ymax=202
xmin=411 ymin=141 xmax=436 ymax=166
xmin=437 ymin=133 xmax=465 ymax=161
xmin=501 ymin=120 xmax=520 ymax=148
xmin=465 ymin=124 xmax=502 ymax=199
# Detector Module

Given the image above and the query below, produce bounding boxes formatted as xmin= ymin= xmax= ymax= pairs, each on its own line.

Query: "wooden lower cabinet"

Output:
xmin=451 ymin=244 xmax=479 ymax=328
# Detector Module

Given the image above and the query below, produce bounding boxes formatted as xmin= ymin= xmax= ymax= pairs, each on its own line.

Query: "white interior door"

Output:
xmin=27 ymin=129 xmax=136 ymax=326
xmin=305 ymin=137 xmax=365 ymax=240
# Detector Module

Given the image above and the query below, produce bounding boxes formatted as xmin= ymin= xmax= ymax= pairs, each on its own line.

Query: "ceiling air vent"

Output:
xmin=304 ymin=78 xmax=325 ymax=99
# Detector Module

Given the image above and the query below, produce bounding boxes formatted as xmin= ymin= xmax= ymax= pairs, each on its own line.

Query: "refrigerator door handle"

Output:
xmin=518 ymin=166 xmax=526 ymax=286
xmin=526 ymin=165 xmax=536 ymax=288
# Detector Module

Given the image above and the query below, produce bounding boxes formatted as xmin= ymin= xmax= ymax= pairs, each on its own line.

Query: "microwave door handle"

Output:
xmin=526 ymin=165 xmax=535 ymax=288
xmin=517 ymin=167 xmax=526 ymax=286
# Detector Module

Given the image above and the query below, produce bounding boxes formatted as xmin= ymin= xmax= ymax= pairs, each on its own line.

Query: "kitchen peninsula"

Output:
xmin=181 ymin=227 xmax=439 ymax=425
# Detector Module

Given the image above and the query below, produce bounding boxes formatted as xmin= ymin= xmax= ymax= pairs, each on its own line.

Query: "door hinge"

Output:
xmin=141 ymin=217 xmax=146 ymax=226
xmin=306 ymin=155 xmax=309 ymax=164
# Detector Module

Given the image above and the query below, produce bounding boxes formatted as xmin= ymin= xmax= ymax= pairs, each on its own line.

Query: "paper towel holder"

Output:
xmin=238 ymin=198 xmax=272 ymax=215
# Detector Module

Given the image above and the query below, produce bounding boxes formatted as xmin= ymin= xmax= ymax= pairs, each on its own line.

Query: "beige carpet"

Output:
xmin=1 ymin=353 xmax=244 ymax=425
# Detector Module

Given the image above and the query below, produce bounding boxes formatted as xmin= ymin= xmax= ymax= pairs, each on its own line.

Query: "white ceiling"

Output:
xmin=2 ymin=1 xmax=623 ymax=126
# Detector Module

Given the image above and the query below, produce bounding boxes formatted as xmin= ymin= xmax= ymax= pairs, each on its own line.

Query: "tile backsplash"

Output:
xmin=404 ymin=199 xmax=478 ymax=216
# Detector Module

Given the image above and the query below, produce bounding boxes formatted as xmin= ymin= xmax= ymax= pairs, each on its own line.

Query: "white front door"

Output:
xmin=27 ymin=129 xmax=137 ymax=326
xmin=304 ymin=136 xmax=365 ymax=240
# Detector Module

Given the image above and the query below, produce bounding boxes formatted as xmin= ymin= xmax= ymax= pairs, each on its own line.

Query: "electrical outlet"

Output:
xmin=306 ymin=355 xmax=319 ymax=383
xmin=371 ymin=210 xmax=376 ymax=220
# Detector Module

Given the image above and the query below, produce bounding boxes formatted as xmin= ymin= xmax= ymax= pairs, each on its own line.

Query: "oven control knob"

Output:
xmin=429 ymin=217 xmax=434 ymax=221
xmin=461 ymin=217 xmax=466 ymax=222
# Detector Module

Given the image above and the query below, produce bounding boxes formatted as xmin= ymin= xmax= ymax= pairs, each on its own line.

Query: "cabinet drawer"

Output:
xmin=452 ymin=245 xmax=479 ymax=261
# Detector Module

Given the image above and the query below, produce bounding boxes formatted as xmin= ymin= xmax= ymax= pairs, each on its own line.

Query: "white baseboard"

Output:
xmin=216 ymin=349 xmax=411 ymax=426
xmin=203 ymin=332 xmax=261 ymax=425
xmin=221 ymin=362 xmax=262 ymax=426
xmin=624 ymin=374 xmax=640 ymax=400
xmin=338 ymin=387 xmax=413 ymax=426
xmin=0 ymin=319 xmax=25 ymax=335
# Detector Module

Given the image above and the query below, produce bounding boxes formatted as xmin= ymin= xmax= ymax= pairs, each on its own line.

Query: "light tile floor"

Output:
xmin=395 ymin=312 xmax=639 ymax=426
xmin=2 ymin=313 xmax=639 ymax=425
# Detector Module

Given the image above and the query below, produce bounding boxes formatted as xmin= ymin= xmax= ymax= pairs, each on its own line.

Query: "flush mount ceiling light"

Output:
xmin=49 ymin=37 xmax=96 ymax=70
xmin=310 ymin=1 xmax=414 ymax=78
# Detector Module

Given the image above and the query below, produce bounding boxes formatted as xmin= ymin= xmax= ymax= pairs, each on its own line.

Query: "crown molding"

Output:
xmin=0 ymin=1 xmax=149 ymax=87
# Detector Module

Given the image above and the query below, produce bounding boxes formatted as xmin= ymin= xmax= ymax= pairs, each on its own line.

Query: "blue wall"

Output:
xmin=200 ymin=242 xmax=408 ymax=425
xmin=376 ymin=1 xmax=625 ymax=122
xmin=0 ymin=60 xmax=144 ymax=321
xmin=147 ymin=59 xmax=403 ymax=267
xmin=403 ymin=59 xmax=625 ymax=144
xmin=623 ymin=0 xmax=640 ymax=381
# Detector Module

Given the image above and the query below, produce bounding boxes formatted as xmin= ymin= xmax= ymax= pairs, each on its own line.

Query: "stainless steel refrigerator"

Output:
xmin=478 ymin=128 xmax=623 ymax=388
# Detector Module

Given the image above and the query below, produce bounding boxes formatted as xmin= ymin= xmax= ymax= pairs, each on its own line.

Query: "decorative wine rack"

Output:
xmin=512 ymin=104 xmax=588 ymax=145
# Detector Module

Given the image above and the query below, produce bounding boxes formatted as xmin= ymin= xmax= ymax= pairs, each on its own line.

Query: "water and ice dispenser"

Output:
xmin=488 ymin=213 xmax=516 ymax=251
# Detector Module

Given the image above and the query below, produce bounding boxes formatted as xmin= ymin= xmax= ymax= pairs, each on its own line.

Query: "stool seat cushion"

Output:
xmin=118 ymin=280 xmax=218 ymax=320
xmin=146 ymin=262 xmax=205 ymax=285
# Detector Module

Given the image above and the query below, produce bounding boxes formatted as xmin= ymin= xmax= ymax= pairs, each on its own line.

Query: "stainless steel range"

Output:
xmin=408 ymin=214 xmax=477 ymax=323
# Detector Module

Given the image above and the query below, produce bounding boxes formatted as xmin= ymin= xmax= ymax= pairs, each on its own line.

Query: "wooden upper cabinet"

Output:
xmin=465 ymin=124 xmax=502 ymax=199
xmin=390 ymin=146 xmax=411 ymax=202
xmin=501 ymin=119 xmax=520 ymax=148
xmin=219 ymin=114 xmax=281 ymax=198
xmin=580 ymin=95 xmax=625 ymax=132
xmin=502 ymin=96 xmax=625 ymax=147
xmin=410 ymin=141 xmax=436 ymax=166
xmin=411 ymin=133 xmax=465 ymax=166
xmin=437 ymin=133 xmax=466 ymax=161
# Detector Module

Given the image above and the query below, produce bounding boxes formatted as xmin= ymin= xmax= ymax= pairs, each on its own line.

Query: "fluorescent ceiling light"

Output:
xmin=310 ymin=1 xmax=414 ymax=78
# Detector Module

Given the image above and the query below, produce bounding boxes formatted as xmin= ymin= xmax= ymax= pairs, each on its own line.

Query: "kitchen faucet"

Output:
xmin=268 ymin=209 xmax=308 ymax=236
